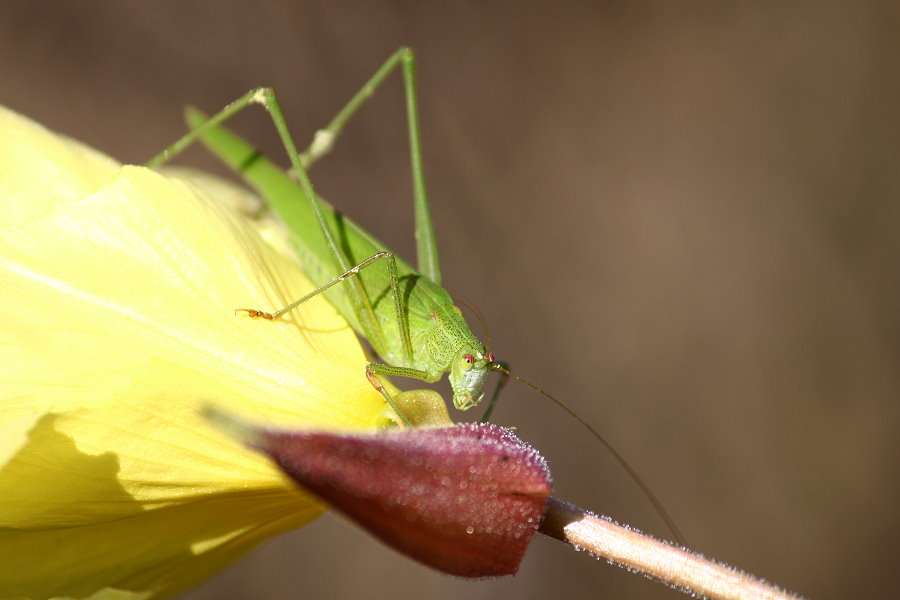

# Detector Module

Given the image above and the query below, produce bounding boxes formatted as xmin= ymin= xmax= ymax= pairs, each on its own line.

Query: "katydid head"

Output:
xmin=449 ymin=345 xmax=491 ymax=410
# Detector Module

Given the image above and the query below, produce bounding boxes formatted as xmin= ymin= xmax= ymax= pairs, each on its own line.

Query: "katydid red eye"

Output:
xmin=463 ymin=354 xmax=475 ymax=365
xmin=488 ymin=352 xmax=495 ymax=362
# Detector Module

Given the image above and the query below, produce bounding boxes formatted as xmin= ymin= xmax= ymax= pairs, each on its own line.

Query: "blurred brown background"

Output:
xmin=2 ymin=1 xmax=897 ymax=598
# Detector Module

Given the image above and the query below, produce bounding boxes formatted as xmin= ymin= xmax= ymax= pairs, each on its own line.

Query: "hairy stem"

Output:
xmin=539 ymin=498 xmax=803 ymax=599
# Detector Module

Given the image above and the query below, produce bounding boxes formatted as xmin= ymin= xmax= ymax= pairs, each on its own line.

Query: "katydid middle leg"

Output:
xmin=236 ymin=250 xmax=439 ymax=426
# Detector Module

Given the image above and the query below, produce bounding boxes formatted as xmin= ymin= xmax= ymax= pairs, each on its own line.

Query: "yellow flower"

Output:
xmin=0 ymin=105 xmax=389 ymax=599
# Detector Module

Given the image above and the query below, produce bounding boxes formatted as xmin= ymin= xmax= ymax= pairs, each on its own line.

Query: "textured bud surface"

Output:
xmin=258 ymin=423 xmax=552 ymax=577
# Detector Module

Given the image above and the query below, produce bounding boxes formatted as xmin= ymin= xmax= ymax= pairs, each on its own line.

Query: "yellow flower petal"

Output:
xmin=0 ymin=105 xmax=386 ymax=598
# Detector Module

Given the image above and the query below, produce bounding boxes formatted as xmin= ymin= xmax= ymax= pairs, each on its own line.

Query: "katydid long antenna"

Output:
xmin=487 ymin=362 xmax=687 ymax=546
xmin=454 ymin=295 xmax=685 ymax=545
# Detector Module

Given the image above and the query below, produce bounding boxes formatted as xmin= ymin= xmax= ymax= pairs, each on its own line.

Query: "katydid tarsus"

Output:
xmin=147 ymin=47 xmax=685 ymax=544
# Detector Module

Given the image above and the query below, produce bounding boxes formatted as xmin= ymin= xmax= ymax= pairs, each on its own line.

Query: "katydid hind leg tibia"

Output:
xmin=147 ymin=47 xmax=685 ymax=544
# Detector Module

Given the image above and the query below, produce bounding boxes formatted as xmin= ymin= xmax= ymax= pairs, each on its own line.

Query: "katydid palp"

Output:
xmin=147 ymin=47 xmax=684 ymax=543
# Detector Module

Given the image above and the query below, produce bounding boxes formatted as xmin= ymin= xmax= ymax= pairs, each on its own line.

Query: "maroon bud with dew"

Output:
xmin=255 ymin=422 xmax=552 ymax=577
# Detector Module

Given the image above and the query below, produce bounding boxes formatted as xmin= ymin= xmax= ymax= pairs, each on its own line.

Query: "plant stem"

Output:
xmin=539 ymin=498 xmax=804 ymax=600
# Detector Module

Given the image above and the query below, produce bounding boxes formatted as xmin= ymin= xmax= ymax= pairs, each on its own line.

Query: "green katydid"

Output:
xmin=147 ymin=47 xmax=684 ymax=544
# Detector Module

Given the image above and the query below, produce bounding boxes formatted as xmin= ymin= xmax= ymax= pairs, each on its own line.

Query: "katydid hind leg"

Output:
xmin=149 ymin=52 xmax=431 ymax=367
xmin=288 ymin=47 xmax=442 ymax=286
xmin=147 ymin=86 xmax=393 ymax=359
xmin=297 ymin=47 xmax=407 ymax=170
xmin=399 ymin=48 xmax=441 ymax=285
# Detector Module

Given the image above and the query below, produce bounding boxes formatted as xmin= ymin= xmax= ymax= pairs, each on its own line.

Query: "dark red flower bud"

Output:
xmin=255 ymin=422 xmax=552 ymax=577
